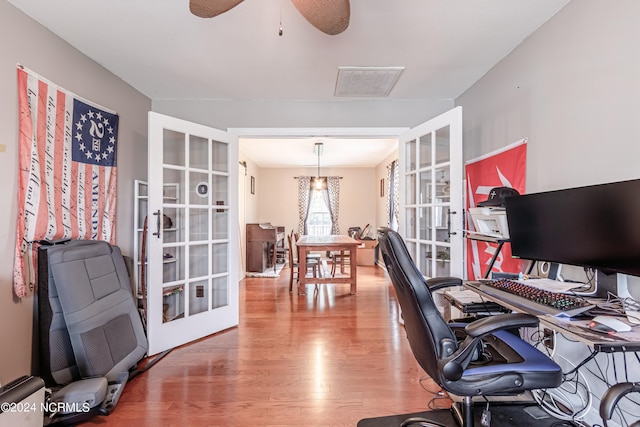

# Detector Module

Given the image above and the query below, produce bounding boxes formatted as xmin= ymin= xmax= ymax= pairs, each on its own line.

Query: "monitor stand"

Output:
xmin=594 ymin=269 xmax=619 ymax=298
xmin=616 ymin=273 xmax=640 ymax=300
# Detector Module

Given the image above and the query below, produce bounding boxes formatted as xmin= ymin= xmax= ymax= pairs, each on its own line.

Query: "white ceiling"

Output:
xmin=7 ymin=0 xmax=570 ymax=167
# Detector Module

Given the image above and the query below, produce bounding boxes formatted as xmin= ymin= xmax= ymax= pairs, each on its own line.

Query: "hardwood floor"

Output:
xmin=87 ymin=266 xmax=450 ymax=426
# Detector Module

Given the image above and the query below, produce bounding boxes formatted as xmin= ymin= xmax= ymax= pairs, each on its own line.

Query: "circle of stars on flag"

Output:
xmin=74 ymin=109 xmax=116 ymax=163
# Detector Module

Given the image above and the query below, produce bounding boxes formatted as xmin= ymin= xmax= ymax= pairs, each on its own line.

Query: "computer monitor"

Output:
xmin=505 ymin=179 xmax=640 ymax=278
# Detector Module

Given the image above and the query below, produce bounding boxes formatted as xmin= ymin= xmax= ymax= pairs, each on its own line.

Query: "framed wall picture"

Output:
xmin=380 ymin=178 xmax=385 ymax=197
xmin=251 ymin=176 xmax=255 ymax=195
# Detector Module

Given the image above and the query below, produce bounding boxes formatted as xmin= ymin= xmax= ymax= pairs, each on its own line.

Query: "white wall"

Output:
xmin=458 ymin=0 xmax=640 ymax=298
xmin=456 ymin=2 xmax=640 ymax=424
xmin=153 ymin=99 xmax=454 ymax=131
xmin=0 ymin=1 xmax=150 ymax=384
xmin=238 ymin=152 xmax=260 ymax=278
xmin=458 ymin=1 xmax=640 ymax=193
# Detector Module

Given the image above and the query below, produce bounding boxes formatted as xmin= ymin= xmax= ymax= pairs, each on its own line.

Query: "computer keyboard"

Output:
xmin=479 ymin=279 xmax=594 ymax=317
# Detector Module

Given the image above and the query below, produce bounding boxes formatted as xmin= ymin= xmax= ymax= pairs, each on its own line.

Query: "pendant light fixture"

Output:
xmin=313 ymin=142 xmax=326 ymax=190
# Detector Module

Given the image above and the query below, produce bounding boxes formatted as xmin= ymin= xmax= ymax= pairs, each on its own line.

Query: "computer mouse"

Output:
xmin=588 ymin=315 xmax=632 ymax=333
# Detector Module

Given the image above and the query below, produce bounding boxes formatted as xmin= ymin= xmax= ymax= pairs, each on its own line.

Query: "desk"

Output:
xmin=297 ymin=235 xmax=359 ymax=295
xmin=462 ymin=280 xmax=640 ymax=353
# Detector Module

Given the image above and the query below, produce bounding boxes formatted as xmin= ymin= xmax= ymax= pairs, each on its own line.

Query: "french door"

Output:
xmin=147 ymin=112 xmax=238 ymax=355
xmin=399 ymin=107 xmax=464 ymax=278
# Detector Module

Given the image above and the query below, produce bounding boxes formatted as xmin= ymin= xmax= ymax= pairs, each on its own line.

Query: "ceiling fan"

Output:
xmin=189 ymin=0 xmax=350 ymax=35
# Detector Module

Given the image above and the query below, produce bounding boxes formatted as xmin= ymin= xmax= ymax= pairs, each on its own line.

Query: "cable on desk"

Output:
xmin=592 ymin=292 xmax=640 ymax=318
xmin=624 ymin=297 xmax=640 ymax=324
xmin=585 ymin=268 xmax=596 ymax=289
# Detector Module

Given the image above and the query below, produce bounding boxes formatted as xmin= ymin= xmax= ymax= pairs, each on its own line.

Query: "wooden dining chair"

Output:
xmin=330 ymin=250 xmax=350 ymax=277
xmin=287 ymin=233 xmax=319 ymax=292
xmin=269 ymin=228 xmax=288 ymax=272
xmin=293 ymin=231 xmax=322 ymax=267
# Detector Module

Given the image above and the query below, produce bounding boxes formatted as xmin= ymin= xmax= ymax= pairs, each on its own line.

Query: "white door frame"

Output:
xmin=229 ymin=127 xmax=409 ymax=139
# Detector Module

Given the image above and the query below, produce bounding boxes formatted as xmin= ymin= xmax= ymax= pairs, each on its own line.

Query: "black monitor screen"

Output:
xmin=505 ymin=179 xmax=640 ymax=277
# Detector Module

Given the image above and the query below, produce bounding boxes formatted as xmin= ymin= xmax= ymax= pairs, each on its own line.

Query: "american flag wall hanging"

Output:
xmin=13 ymin=66 xmax=119 ymax=298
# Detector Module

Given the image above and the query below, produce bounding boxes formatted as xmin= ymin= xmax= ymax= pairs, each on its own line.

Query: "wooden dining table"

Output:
xmin=296 ymin=234 xmax=360 ymax=295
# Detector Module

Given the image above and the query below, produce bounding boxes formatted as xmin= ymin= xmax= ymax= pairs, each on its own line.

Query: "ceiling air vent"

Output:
xmin=334 ymin=66 xmax=405 ymax=97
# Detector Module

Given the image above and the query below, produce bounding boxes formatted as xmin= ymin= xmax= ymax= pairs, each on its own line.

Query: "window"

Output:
xmin=297 ymin=175 xmax=340 ymax=236
xmin=306 ymin=189 xmax=332 ymax=236
xmin=387 ymin=159 xmax=399 ymax=231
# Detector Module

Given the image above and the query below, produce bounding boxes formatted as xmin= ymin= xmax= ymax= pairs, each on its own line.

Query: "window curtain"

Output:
xmin=297 ymin=176 xmax=311 ymax=235
xmin=326 ymin=177 xmax=340 ymax=234
xmin=386 ymin=160 xmax=399 ymax=231
xmin=297 ymin=176 xmax=340 ymax=235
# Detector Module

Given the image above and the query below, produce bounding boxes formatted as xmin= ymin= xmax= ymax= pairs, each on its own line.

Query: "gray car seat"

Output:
xmin=37 ymin=240 xmax=85 ymax=387
xmin=46 ymin=240 xmax=148 ymax=380
xmin=37 ymin=239 xmax=149 ymax=424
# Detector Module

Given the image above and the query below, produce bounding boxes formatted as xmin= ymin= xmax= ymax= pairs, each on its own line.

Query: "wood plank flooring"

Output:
xmin=87 ymin=266 xmax=450 ymax=426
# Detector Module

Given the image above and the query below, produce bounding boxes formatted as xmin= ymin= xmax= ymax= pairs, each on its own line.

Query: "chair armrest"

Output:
xmin=426 ymin=276 xmax=463 ymax=292
xmin=600 ymin=382 xmax=640 ymax=422
xmin=464 ymin=313 xmax=539 ymax=338
xmin=440 ymin=313 xmax=539 ymax=381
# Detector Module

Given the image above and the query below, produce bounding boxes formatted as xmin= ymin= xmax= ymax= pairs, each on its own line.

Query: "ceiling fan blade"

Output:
xmin=290 ymin=0 xmax=350 ymax=35
xmin=189 ymin=0 xmax=245 ymax=18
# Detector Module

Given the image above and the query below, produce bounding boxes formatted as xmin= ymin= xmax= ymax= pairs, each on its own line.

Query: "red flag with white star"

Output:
xmin=465 ymin=139 xmax=526 ymax=280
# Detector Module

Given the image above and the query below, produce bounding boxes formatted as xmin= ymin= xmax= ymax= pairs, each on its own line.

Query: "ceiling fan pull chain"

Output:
xmin=278 ymin=0 xmax=284 ymax=36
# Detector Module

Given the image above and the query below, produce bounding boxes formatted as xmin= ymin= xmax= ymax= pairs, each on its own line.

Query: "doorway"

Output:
xmin=233 ymin=127 xmax=407 ymax=279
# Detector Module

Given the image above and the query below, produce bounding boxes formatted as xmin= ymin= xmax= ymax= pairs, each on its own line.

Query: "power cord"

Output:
xmin=528 ymin=310 xmax=640 ymax=425
xmin=418 ymin=375 xmax=450 ymax=410
xmin=533 ymin=353 xmax=593 ymax=421
xmin=525 ymin=327 xmax=593 ymax=421
xmin=561 ymin=348 xmax=640 ymax=426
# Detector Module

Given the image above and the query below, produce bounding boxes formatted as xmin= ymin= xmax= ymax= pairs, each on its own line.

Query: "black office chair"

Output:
xmin=377 ymin=227 xmax=563 ymax=427
xmin=600 ymin=382 xmax=640 ymax=427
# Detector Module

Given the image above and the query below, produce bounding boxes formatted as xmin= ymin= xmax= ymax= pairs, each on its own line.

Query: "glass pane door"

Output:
xmin=147 ymin=112 xmax=238 ymax=355
xmin=399 ymin=107 xmax=463 ymax=278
